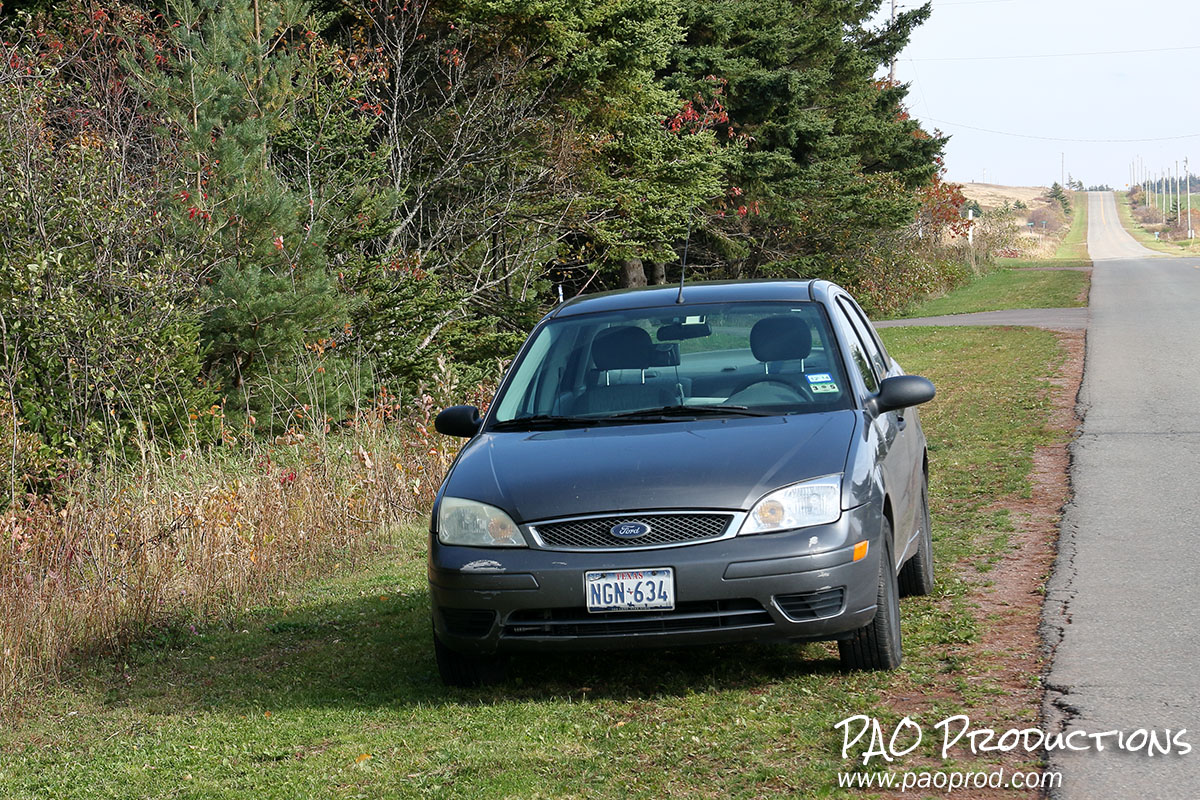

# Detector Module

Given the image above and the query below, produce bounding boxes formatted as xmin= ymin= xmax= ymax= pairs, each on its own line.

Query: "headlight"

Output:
xmin=739 ymin=475 xmax=842 ymax=535
xmin=437 ymin=497 xmax=526 ymax=547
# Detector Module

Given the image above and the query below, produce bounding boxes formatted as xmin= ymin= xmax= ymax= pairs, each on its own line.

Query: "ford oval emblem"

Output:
xmin=610 ymin=521 xmax=651 ymax=539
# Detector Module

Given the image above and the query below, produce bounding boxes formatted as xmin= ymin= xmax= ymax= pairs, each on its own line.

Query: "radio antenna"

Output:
xmin=675 ymin=220 xmax=692 ymax=305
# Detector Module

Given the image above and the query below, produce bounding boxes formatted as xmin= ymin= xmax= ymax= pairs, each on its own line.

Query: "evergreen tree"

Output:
xmin=135 ymin=0 xmax=349 ymax=424
xmin=1048 ymin=182 xmax=1071 ymax=215
xmin=543 ymin=0 xmax=725 ymax=287
xmin=662 ymin=0 xmax=945 ymax=276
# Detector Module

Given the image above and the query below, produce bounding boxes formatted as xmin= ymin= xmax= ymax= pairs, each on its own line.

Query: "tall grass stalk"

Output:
xmin=0 ymin=359 xmax=482 ymax=708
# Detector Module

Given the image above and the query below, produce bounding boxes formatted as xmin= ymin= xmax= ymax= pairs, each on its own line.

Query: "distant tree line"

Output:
xmin=1 ymin=0 xmax=972 ymax=474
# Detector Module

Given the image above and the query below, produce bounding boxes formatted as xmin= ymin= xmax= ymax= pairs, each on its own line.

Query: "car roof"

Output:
xmin=548 ymin=279 xmax=841 ymax=318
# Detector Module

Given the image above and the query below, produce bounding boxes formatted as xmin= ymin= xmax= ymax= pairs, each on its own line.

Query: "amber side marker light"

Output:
xmin=852 ymin=541 xmax=869 ymax=562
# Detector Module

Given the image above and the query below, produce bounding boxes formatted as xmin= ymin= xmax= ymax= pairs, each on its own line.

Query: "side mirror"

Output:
xmin=870 ymin=375 xmax=936 ymax=416
xmin=434 ymin=405 xmax=482 ymax=438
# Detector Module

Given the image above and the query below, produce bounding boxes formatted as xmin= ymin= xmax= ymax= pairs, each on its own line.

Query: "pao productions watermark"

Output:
xmin=833 ymin=713 xmax=1191 ymax=793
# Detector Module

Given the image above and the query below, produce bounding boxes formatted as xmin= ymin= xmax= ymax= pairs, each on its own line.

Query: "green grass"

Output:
xmin=1048 ymin=192 xmax=1089 ymax=260
xmin=0 ymin=329 xmax=1067 ymax=799
xmin=995 ymin=256 xmax=1092 ymax=269
xmin=894 ymin=269 xmax=1089 ymax=319
xmin=1113 ymin=190 xmax=1200 ymax=254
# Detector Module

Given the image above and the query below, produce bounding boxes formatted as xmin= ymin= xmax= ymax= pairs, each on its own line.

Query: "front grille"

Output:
xmin=774 ymin=588 xmax=845 ymax=621
xmin=502 ymin=599 xmax=771 ymax=638
xmin=440 ymin=608 xmax=497 ymax=638
xmin=533 ymin=513 xmax=733 ymax=550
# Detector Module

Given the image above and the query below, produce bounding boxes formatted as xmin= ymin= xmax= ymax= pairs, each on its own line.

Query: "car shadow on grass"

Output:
xmin=91 ymin=588 xmax=846 ymax=714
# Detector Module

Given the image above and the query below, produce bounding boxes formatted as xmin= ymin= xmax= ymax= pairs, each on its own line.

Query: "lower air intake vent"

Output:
xmin=440 ymin=608 xmax=497 ymax=638
xmin=503 ymin=599 xmax=771 ymax=638
xmin=774 ymin=588 xmax=845 ymax=621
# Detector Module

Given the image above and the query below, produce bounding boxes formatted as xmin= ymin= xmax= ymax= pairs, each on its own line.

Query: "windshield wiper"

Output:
xmin=489 ymin=414 xmax=602 ymax=431
xmin=606 ymin=404 xmax=776 ymax=420
xmin=492 ymin=406 xmax=776 ymax=430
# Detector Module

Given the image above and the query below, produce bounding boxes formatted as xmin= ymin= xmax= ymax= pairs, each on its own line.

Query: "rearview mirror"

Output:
xmin=870 ymin=375 xmax=936 ymax=416
xmin=435 ymin=405 xmax=482 ymax=438
xmin=657 ymin=322 xmax=711 ymax=341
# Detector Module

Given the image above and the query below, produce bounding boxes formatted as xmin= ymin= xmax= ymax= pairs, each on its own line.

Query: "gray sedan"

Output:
xmin=429 ymin=280 xmax=935 ymax=686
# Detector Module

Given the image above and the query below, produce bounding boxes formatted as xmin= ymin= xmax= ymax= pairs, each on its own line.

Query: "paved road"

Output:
xmin=1043 ymin=191 xmax=1200 ymax=797
xmin=875 ymin=307 xmax=1087 ymax=330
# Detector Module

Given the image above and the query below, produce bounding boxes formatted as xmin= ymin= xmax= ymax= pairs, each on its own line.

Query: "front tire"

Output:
xmin=839 ymin=523 xmax=902 ymax=671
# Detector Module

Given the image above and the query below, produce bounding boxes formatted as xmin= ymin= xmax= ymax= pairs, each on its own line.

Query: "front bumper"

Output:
xmin=429 ymin=503 xmax=884 ymax=655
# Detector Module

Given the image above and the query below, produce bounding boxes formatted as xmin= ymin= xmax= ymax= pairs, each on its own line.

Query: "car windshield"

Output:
xmin=490 ymin=301 xmax=855 ymax=426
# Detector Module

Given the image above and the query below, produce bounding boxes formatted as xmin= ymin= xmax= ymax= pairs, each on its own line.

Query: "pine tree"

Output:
xmin=1048 ymin=182 xmax=1071 ymax=215
xmin=135 ymin=0 xmax=348 ymax=423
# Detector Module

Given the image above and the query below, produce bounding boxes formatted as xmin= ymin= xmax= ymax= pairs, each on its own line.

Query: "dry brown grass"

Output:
xmin=0 ymin=360 xmax=488 ymax=708
xmin=957 ymin=184 xmax=1080 ymax=259
xmin=958 ymin=182 xmax=1048 ymax=211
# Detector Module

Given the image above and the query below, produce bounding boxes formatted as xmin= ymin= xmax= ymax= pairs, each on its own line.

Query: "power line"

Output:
xmin=904 ymin=44 xmax=1200 ymax=62
xmin=921 ymin=117 xmax=1200 ymax=144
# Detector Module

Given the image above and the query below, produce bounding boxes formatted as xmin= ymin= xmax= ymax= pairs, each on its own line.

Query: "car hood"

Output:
xmin=440 ymin=411 xmax=858 ymax=522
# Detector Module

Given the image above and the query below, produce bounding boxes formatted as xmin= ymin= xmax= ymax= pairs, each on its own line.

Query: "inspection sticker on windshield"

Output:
xmin=806 ymin=373 xmax=833 ymax=384
xmin=585 ymin=569 xmax=675 ymax=613
xmin=810 ymin=381 xmax=839 ymax=393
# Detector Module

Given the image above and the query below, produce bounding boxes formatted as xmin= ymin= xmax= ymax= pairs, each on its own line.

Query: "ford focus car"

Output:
xmin=428 ymin=280 xmax=935 ymax=686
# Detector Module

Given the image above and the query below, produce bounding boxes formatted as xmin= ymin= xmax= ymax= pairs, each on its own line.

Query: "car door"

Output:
xmin=842 ymin=296 xmax=926 ymax=553
xmin=831 ymin=296 xmax=920 ymax=565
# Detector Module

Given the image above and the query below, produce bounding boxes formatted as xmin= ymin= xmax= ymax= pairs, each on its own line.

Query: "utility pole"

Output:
xmin=1177 ymin=160 xmax=1183 ymax=228
xmin=1061 ymin=152 xmax=1065 ymax=188
xmin=1188 ymin=157 xmax=1194 ymax=239
xmin=888 ymin=0 xmax=897 ymax=82
xmin=1162 ymin=169 xmax=1167 ymax=223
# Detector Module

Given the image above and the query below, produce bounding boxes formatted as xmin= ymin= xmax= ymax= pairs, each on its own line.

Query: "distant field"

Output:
xmin=958 ymin=182 xmax=1048 ymax=211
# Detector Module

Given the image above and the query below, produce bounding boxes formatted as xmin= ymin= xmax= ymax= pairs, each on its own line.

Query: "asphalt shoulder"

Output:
xmin=876 ymin=308 xmax=1087 ymax=331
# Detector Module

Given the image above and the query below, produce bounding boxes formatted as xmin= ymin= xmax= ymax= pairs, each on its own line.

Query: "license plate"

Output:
xmin=584 ymin=569 xmax=675 ymax=613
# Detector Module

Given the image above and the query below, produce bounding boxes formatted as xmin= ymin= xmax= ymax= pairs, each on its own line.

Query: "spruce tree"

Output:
xmin=662 ymin=0 xmax=945 ymax=275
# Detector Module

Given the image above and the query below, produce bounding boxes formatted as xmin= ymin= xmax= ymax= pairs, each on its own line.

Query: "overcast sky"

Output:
xmin=881 ymin=0 xmax=1200 ymax=189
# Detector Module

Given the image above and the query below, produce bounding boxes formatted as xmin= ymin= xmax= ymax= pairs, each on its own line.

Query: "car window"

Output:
xmin=840 ymin=295 xmax=891 ymax=371
xmin=490 ymin=301 xmax=856 ymax=423
xmin=493 ymin=322 xmax=581 ymax=420
xmin=832 ymin=304 xmax=879 ymax=395
xmin=836 ymin=297 xmax=887 ymax=385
